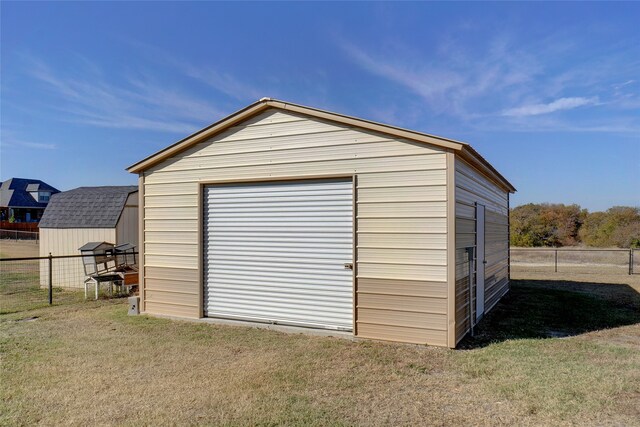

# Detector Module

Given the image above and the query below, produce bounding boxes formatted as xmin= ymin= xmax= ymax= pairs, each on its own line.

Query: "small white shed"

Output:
xmin=38 ymin=186 xmax=138 ymax=288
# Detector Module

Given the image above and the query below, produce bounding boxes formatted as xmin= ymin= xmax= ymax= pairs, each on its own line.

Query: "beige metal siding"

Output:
xmin=39 ymin=228 xmax=116 ymax=289
xmin=142 ymin=109 xmax=449 ymax=346
xmin=116 ymin=192 xmax=139 ymax=247
xmin=454 ymin=157 xmax=509 ymax=344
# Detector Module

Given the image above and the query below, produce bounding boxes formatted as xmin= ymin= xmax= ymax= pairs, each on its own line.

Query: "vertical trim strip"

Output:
xmin=352 ymin=174 xmax=358 ymax=337
xmin=138 ymin=173 xmax=145 ymax=312
xmin=446 ymin=151 xmax=457 ymax=348
xmin=507 ymin=192 xmax=511 ymax=292
xmin=197 ymin=183 xmax=204 ymax=318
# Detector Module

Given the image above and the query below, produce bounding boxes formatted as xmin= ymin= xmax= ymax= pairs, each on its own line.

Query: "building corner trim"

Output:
xmin=446 ymin=151 xmax=457 ymax=348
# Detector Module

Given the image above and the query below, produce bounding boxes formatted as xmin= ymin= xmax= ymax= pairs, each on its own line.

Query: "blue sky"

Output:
xmin=1 ymin=2 xmax=639 ymax=211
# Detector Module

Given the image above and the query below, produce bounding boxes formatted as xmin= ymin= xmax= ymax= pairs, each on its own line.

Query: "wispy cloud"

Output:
xmin=341 ymin=42 xmax=463 ymax=102
xmin=125 ymin=40 xmax=265 ymax=101
xmin=338 ymin=36 xmax=538 ymax=119
xmin=179 ymin=65 xmax=263 ymax=101
xmin=337 ymin=33 xmax=639 ymax=133
xmin=501 ymin=97 xmax=599 ymax=117
xmin=18 ymin=141 xmax=57 ymax=149
xmin=22 ymin=55 xmax=226 ymax=134
xmin=0 ymin=130 xmax=57 ymax=150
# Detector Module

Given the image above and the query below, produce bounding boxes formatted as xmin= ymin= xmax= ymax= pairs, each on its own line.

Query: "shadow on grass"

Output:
xmin=459 ymin=279 xmax=640 ymax=349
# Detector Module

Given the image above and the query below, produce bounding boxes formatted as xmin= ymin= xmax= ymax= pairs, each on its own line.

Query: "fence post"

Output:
xmin=630 ymin=249 xmax=633 ymax=276
xmin=554 ymin=249 xmax=558 ymax=273
xmin=48 ymin=252 xmax=53 ymax=305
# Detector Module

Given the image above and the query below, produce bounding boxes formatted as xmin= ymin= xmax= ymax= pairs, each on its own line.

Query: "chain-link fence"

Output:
xmin=1 ymin=254 xmax=137 ymax=315
xmin=510 ymin=248 xmax=638 ymax=275
xmin=0 ymin=229 xmax=39 ymax=241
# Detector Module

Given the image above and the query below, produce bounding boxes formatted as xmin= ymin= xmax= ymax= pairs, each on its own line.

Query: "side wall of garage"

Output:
xmin=454 ymin=157 xmax=510 ymax=344
xmin=141 ymin=109 xmax=451 ymax=345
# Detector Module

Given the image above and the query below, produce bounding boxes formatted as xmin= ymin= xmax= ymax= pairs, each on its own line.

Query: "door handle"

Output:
xmin=482 ymin=260 xmax=487 ymax=264
xmin=344 ymin=263 xmax=353 ymax=270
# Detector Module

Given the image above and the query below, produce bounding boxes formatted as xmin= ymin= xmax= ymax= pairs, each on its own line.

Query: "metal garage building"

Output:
xmin=127 ymin=99 xmax=515 ymax=348
xmin=39 ymin=186 xmax=139 ymax=288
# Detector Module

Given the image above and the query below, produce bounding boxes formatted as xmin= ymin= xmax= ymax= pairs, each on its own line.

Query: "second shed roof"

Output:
xmin=39 ymin=186 xmax=138 ymax=229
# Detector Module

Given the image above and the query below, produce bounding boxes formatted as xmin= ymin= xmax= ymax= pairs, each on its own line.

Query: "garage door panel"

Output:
xmin=208 ymin=181 xmax=353 ymax=194
xmin=206 ymin=222 xmax=352 ymax=230
xmin=208 ymin=252 xmax=351 ymax=263
xmin=211 ymin=303 xmax=352 ymax=320
xmin=209 ymin=195 xmax=348 ymax=208
xmin=210 ymin=305 xmax=352 ymax=328
xmin=209 ymin=242 xmax=352 ymax=251
xmin=211 ymin=289 xmax=353 ymax=306
xmin=209 ymin=273 xmax=351 ymax=290
xmin=208 ymin=189 xmax=353 ymax=200
xmin=207 ymin=207 xmax=352 ymax=216
xmin=211 ymin=282 xmax=353 ymax=298
xmin=204 ymin=179 xmax=354 ymax=330
xmin=210 ymin=232 xmax=352 ymax=240
xmin=208 ymin=264 xmax=351 ymax=279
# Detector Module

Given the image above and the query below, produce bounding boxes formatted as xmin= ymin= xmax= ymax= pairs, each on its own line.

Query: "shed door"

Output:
xmin=204 ymin=179 xmax=354 ymax=330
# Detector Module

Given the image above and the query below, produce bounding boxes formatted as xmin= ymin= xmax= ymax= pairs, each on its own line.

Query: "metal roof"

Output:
xmin=39 ymin=186 xmax=138 ymax=229
xmin=0 ymin=178 xmax=60 ymax=209
xmin=126 ymin=98 xmax=516 ymax=193
xmin=78 ymin=241 xmax=114 ymax=251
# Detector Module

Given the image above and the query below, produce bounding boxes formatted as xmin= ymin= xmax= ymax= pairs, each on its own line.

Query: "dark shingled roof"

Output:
xmin=39 ymin=186 xmax=138 ymax=229
xmin=0 ymin=178 xmax=60 ymax=208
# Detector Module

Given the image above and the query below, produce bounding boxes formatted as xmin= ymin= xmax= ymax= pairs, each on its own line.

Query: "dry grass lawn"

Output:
xmin=1 ymin=272 xmax=639 ymax=426
xmin=0 ymin=241 xmax=86 ymax=315
xmin=0 ymin=240 xmax=39 ymax=258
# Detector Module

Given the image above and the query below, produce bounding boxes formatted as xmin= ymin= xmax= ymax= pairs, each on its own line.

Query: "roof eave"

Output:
xmin=126 ymin=98 xmax=467 ymax=174
xmin=127 ymin=100 xmax=270 ymax=174
xmin=126 ymin=98 xmax=515 ymax=193
xmin=459 ymin=146 xmax=516 ymax=193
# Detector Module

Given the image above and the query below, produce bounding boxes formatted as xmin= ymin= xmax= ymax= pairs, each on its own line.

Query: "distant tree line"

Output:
xmin=510 ymin=204 xmax=640 ymax=248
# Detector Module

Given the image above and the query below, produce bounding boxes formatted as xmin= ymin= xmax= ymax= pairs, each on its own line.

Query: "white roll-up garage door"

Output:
xmin=204 ymin=179 xmax=354 ymax=330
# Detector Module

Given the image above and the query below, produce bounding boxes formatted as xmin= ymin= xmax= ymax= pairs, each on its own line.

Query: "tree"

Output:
xmin=579 ymin=206 xmax=640 ymax=248
xmin=509 ymin=203 xmax=584 ymax=247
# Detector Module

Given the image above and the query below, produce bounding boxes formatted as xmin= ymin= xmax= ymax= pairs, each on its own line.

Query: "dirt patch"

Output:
xmin=15 ymin=316 xmax=39 ymax=322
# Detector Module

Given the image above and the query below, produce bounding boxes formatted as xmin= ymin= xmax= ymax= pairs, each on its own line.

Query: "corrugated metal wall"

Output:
xmin=203 ymin=179 xmax=353 ymax=330
xmin=454 ymin=158 xmax=509 ymax=344
xmin=142 ymin=109 xmax=450 ymax=345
